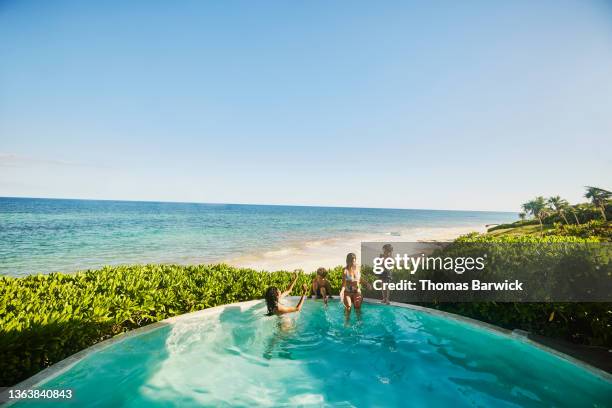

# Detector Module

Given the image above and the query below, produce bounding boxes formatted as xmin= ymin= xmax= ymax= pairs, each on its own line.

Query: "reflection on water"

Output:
xmin=263 ymin=316 xmax=298 ymax=360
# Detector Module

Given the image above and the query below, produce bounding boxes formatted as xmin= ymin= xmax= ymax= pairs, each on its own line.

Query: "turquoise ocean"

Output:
xmin=0 ymin=197 xmax=516 ymax=277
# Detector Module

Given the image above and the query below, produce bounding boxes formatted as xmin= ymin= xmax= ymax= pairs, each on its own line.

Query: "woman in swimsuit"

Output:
xmin=265 ymin=271 xmax=310 ymax=316
xmin=340 ymin=252 xmax=370 ymax=315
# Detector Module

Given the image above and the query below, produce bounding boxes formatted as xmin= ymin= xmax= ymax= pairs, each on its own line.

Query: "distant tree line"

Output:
xmin=520 ymin=186 xmax=611 ymax=229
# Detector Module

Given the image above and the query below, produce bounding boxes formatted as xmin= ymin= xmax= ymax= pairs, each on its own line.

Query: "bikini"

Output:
xmin=344 ymin=268 xmax=361 ymax=294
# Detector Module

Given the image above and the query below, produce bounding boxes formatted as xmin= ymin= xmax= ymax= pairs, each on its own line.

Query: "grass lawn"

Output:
xmin=487 ymin=224 xmax=554 ymax=237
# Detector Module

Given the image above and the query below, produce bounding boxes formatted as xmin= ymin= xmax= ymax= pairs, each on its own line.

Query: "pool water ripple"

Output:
xmin=11 ymin=300 xmax=612 ymax=407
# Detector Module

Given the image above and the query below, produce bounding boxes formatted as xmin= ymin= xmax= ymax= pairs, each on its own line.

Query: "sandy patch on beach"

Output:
xmin=227 ymin=225 xmax=486 ymax=272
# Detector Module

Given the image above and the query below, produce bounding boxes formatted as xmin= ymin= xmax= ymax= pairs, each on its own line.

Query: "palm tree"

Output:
xmin=570 ymin=207 xmax=581 ymax=225
xmin=547 ymin=196 xmax=569 ymax=224
xmin=584 ymin=186 xmax=611 ymax=221
xmin=518 ymin=212 xmax=526 ymax=221
xmin=572 ymin=203 xmax=592 ymax=225
xmin=522 ymin=196 xmax=549 ymax=230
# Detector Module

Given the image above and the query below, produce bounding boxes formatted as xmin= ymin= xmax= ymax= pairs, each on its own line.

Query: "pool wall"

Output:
xmin=1 ymin=298 xmax=610 ymax=405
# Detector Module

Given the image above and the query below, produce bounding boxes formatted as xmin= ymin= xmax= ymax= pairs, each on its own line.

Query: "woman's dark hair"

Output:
xmin=265 ymin=286 xmax=279 ymax=316
xmin=346 ymin=252 xmax=357 ymax=268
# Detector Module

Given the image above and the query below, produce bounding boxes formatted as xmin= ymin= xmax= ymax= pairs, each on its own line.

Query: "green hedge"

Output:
xmin=420 ymin=234 xmax=612 ymax=347
xmin=547 ymin=220 xmax=612 ymax=240
xmin=424 ymin=302 xmax=612 ymax=347
xmin=487 ymin=219 xmax=539 ymax=232
xmin=0 ymin=265 xmax=343 ymax=386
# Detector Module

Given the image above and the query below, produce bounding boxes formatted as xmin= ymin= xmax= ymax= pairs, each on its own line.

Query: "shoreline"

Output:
xmin=2 ymin=197 xmax=516 ymax=277
xmin=1 ymin=224 xmax=489 ymax=277
xmin=227 ymin=224 xmax=486 ymax=272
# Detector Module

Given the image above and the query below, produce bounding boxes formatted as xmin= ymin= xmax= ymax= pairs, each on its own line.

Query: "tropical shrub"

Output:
xmin=487 ymin=219 xmax=539 ymax=232
xmin=424 ymin=302 xmax=611 ymax=347
xmin=419 ymin=234 xmax=612 ymax=348
xmin=0 ymin=265 xmax=343 ymax=386
xmin=547 ymin=220 xmax=612 ymax=240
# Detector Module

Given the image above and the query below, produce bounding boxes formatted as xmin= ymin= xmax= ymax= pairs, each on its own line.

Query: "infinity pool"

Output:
xmin=11 ymin=300 xmax=612 ymax=407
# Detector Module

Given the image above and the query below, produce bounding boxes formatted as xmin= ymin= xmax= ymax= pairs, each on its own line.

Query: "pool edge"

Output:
xmin=363 ymin=298 xmax=612 ymax=383
xmin=1 ymin=297 xmax=610 ymax=405
xmin=0 ymin=299 xmax=262 ymax=406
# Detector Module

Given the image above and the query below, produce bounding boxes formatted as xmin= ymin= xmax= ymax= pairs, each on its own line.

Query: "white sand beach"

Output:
xmin=227 ymin=224 xmax=486 ymax=272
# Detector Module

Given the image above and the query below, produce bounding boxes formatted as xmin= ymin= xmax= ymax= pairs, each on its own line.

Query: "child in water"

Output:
xmin=310 ymin=267 xmax=333 ymax=304
xmin=265 ymin=271 xmax=310 ymax=316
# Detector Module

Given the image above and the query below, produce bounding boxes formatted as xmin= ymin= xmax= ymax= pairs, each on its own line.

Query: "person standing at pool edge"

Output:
xmin=341 ymin=253 xmax=370 ymax=316
xmin=265 ymin=271 xmax=310 ymax=315
xmin=380 ymin=244 xmax=393 ymax=304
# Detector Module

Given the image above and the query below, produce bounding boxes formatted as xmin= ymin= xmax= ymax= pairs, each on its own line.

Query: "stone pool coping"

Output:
xmin=1 ymin=298 xmax=611 ymax=405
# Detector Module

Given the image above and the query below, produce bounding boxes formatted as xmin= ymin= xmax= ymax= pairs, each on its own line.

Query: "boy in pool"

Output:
xmin=265 ymin=271 xmax=310 ymax=315
xmin=309 ymin=267 xmax=333 ymax=304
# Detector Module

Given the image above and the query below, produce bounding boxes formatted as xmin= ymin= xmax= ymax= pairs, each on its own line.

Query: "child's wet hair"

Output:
xmin=316 ymin=267 xmax=327 ymax=277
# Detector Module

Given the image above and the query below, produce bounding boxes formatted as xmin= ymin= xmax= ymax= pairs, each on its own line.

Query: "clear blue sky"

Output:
xmin=1 ymin=0 xmax=611 ymax=211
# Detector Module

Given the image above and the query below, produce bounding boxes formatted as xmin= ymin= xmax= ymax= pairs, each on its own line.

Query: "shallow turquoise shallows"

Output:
xmin=12 ymin=301 xmax=612 ymax=407
xmin=0 ymin=197 xmax=517 ymax=276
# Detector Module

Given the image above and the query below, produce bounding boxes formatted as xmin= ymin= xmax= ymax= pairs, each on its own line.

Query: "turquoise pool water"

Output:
xmin=12 ymin=301 xmax=612 ymax=407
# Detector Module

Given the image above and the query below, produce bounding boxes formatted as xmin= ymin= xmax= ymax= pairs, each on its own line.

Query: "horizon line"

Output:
xmin=0 ymin=195 xmax=518 ymax=214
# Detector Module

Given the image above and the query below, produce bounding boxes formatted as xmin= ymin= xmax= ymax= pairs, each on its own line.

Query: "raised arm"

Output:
xmin=276 ymin=284 xmax=309 ymax=314
xmin=281 ymin=271 xmax=300 ymax=298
